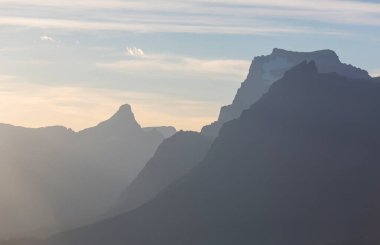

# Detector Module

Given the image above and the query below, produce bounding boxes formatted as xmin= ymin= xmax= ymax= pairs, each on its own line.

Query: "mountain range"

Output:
xmin=0 ymin=104 xmax=173 ymax=239
xmin=33 ymin=60 xmax=379 ymax=245
xmin=1 ymin=48 xmax=379 ymax=245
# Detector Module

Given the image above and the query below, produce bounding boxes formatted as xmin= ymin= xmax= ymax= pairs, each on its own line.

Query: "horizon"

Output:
xmin=0 ymin=0 xmax=379 ymax=131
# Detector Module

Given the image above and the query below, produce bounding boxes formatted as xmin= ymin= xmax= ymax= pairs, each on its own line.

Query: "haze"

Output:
xmin=0 ymin=0 xmax=379 ymax=131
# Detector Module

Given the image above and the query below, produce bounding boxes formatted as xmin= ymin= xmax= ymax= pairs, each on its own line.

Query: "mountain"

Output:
xmin=23 ymin=61 xmax=380 ymax=245
xmin=79 ymin=104 xmax=142 ymax=137
xmin=201 ymin=48 xmax=370 ymax=138
xmin=113 ymin=131 xmax=212 ymax=215
xmin=142 ymin=126 xmax=177 ymax=138
xmin=0 ymin=104 xmax=166 ymax=240
xmin=0 ymin=124 xmax=76 ymax=240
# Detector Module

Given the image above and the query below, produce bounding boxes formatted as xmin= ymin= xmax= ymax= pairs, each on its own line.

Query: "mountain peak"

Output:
xmin=105 ymin=104 xmax=140 ymax=129
xmin=111 ymin=104 xmax=134 ymax=120
xmin=79 ymin=104 xmax=141 ymax=136
xmin=118 ymin=104 xmax=132 ymax=112
xmin=201 ymin=48 xmax=369 ymax=138
xmin=271 ymin=48 xmax=339 ymax=60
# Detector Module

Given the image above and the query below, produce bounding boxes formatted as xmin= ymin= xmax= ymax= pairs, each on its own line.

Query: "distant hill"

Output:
xmin=142 ymin=126 xmax=177 ymax=138
xmin=0 ymin=104 xmax=167 ymax=240
xmin=29 ymin=61 xmax=380 ymax=245
xmin=201 ymin=48 xmax=370 ymax=138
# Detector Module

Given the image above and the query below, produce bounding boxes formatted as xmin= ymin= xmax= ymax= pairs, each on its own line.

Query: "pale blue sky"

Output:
xmin=0 ymin=0 xmax=379 ymax=130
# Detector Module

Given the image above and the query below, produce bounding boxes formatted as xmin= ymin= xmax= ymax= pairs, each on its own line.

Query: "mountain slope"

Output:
xmin=113 ymin=131 xmax=212 ymax=214
xmin=201 ymin=48 xmax=370 ymax=138
xmin=33 ymin=61 xmax=380 ymax=245
xmin=0 ymin=104 xmax=165 ymax=239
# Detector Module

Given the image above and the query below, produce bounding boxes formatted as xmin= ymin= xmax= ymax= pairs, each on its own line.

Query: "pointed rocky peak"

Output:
xmin=108 ymin=104 xmax=136 ymax=123
xmin=100 ymin=104 xmax=141 ymax=129
xmin=79 ymin=104 xmax=142 ymax=137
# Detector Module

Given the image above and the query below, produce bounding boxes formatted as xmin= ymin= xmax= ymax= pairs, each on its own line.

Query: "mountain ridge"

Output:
xmin=0 ymin=104 xmax=171 ymax=240
xmin=201 ymin=48 xmax=370 ymax=138
xmin=30 ymin=60 xmax=380 ymax=245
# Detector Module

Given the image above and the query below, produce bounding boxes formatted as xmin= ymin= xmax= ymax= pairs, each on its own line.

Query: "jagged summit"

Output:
xmin=106 ymin=104 xmax=139 ymax=126
xmin=117 ymin=104 xmax=133 ymax=113
xmin=271 ymin=48 xmax=339 ymax=60
xmin=79 ymin=104 xmax=141 ymax=136
xmin=201 ymin=48 xmax=370 ymax=138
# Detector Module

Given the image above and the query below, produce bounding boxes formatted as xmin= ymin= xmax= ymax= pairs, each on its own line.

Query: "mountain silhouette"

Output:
xmin=0 ymin=104 xmax=168 ymax=240
xmin=113 ymin=131 xmax=212 ymax=215
xmin=19 ymin=61 xmax=380 ymax=245
xmin=201 ymin=48 xmax=370 ymax=138
xmin=79 ymin=104 xmax=142 ymax=137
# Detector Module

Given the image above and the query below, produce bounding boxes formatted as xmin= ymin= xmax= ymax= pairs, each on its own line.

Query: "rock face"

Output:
xmin=201 ymin=48 xmax=370 ymax=138
xmin=113 ymin=131 xmax=212 ymax=215
xmin=0 ymin=104 xmax=166 ymax=240
xmin=33 ymin=61 xmax=380 ymax=245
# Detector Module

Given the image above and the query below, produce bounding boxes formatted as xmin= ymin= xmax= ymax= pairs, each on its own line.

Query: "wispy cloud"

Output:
xmin=39 ymin=35 xmax=55 ymax=42
xmin=0 ymin=0 xmax=378 ymax=35
xmin=98 ymin=53 xmax=250 ymax=80
xmin=0 ymin=16 xmax=342 ymax=36
xmin=126 ymin=47 xmax=145 ymax=57
xmin=0 ymin=74 xmax=18 ymax=81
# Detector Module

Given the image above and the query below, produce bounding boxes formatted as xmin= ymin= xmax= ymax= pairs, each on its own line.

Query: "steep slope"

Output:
xmin=201 ymin=48 xmax=370 ymax=138
xmin=35 ymin=61 xmax=380 ymax=245
xmin=0 ymin=104 xmax=165 ymax=240
xmin=113 ymin=131 xmax=212 ymax=214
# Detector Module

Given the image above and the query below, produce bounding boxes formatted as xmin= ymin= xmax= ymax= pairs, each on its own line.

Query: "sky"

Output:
xmin=0 ymin=0 xmax=379 ymax=131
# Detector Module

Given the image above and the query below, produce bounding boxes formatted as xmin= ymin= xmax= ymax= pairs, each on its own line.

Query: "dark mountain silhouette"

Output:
xmin=201 ymin=48 xmax=370 ymax=138
xmin=110 ymin=50 xmax=369 ymax=218
xmin=0 ymin=104 xmax=166 ymax=240
xmin=113 ymin=131 xmax=212 ymax=214
xmin=17 ymin=61 xmax=380 ymax=245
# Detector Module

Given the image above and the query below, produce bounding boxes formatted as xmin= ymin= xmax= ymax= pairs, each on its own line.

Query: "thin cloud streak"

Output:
xmin=98 ymin=53 xmax=251 ymax=80
xmin=1 ymin=0 xmax=379 ymax=14
xmin=0 ymin=0 xmax=378 ymax=35
xmin=0 ymin=16 xmax=346 ymax=35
